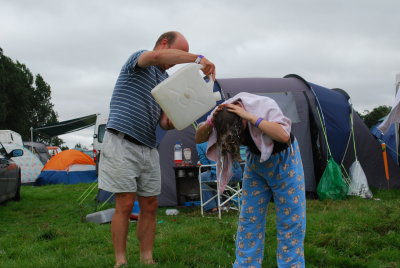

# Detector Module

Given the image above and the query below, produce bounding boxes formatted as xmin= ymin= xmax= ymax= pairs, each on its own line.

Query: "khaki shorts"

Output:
xmin=98 ymin=131 xmax=161 ymax=196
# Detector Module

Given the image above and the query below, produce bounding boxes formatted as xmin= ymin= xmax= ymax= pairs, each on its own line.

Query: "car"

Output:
xmin=0 ymin=142 xmax=23 ymax=203
xmin=47 ymin=146 xmax=62 ymax=157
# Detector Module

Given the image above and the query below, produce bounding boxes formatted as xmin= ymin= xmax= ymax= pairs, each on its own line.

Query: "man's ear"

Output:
xmin=160 ymin=38 xmax=169 ymax=47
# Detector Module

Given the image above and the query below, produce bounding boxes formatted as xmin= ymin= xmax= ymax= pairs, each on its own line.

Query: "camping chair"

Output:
xmin=198 ymin=163 xmax=243 ymax=219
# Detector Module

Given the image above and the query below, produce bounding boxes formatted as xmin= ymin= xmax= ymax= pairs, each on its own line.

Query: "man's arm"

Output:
xmin=159 ymin=112 xmax=175 ymax=130
xmin=138 ymin=49 xmax=196 ymax=67
xmin=138 ymin=49 xmax=216 ymax=80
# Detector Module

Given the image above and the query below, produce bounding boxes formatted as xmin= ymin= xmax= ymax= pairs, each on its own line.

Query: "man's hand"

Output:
xmin=199 ymin=57 xmax=216 ymax=80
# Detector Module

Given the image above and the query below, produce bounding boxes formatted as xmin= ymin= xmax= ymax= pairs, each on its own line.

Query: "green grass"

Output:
xmin=0 ymin=185 xmax=399 ymax=268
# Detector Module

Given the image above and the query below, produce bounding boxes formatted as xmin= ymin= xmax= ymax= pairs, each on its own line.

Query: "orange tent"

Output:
xmin=36 ymin=149 xmax=96 ymax=185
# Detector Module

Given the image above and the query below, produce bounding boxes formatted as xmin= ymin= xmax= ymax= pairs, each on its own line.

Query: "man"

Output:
xmin=98 ymin=31 xmax=216 ymax=267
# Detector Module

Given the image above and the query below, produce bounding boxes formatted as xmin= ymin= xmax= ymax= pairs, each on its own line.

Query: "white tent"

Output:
xmin=3 ymin=143 xmax=43 ymax=184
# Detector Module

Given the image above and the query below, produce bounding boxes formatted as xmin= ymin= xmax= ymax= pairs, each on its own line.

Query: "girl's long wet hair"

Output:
xmin=214 ymin=106 xmax=243 ymax=162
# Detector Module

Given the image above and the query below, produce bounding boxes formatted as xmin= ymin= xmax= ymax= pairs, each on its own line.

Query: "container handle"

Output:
xmin=213 ymin=91 xmax=222 ymax=101
xmin=194 ymin=63 xmax=214 ymax=90
xmin=206 ymin=74 xmax=214 ymax=91
xmin=194 ymin=63 xmax=215 ymax=93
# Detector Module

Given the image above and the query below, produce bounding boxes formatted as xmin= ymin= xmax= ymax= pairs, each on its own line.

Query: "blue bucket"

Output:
xmin=183 ymin=201 xmax=201 ymax=206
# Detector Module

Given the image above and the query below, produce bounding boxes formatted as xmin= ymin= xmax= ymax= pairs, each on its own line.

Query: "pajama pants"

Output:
xmin=233 ymin=140 xmax=306 ymax=268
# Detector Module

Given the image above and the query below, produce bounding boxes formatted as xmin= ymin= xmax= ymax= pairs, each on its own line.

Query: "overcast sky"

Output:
xmin=1 ymin=0 xmax=399 ymax=148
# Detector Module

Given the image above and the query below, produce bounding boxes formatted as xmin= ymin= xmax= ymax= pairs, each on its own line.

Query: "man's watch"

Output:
xmin=195 ymin=55 xmax=204 ymax=64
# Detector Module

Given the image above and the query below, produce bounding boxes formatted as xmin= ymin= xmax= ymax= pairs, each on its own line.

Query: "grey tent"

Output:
xmin=158 ymin=75 xmax=400 ymax=206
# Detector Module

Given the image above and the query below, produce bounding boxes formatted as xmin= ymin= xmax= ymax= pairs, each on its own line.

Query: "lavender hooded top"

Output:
xmin=203 ymin=92 xmax=291 ymax=192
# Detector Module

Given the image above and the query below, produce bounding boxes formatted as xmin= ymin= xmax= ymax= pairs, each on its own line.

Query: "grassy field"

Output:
xmin=0 ymin=184 xmax=399 ymax=268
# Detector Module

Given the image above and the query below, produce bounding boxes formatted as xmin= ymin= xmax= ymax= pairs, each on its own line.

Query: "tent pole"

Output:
xmin=30 ymin=127 xmax=34 ymax=153
xmin=396 ymin=123 xmax=399 ymax=165
xmin=396 ymin=74 xmax=400 ymax=165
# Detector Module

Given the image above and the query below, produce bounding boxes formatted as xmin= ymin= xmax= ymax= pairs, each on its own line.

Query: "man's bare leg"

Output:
xmin=112 ymin=192 xmax=135 ymax=266
xmin=137 ymin=196 xmax=158 ymax=264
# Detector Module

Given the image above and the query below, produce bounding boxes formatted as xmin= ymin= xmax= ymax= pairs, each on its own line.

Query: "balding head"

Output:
xmin=154 ymin=31 xmax=189 ymax=52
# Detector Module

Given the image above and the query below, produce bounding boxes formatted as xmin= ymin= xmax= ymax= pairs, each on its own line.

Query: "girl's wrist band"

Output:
xmin=254 ymin=117 xmax=263 ymax=128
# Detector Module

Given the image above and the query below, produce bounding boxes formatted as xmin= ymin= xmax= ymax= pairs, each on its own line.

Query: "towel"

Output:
xmin=204 ymin=92 xmax=291 ymax=192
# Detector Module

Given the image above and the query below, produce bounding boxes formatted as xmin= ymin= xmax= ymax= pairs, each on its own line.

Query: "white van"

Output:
xmin=93 ymin=114 xmax=108 ymax=172
xmin=0 ymin=130 xmax=23 ymax=146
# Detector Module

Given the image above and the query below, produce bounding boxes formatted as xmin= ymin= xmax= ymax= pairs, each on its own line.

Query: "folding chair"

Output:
xmin=198 ymin=163 xmax=243 ymax=219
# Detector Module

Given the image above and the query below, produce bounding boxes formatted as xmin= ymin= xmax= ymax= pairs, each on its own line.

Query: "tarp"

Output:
xmin=34 ymin=114 xmax=97 ymax=137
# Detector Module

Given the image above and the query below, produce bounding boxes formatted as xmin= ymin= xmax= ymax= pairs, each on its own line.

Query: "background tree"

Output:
xmin=60 ymin=145 xmax=69 ymax=151
xmin=0 ymin=47 xmax=63 ymax=145
xmin=0 ymin=48 xmax=33 ymax=135
xmin=360 ymin=105 xmax=392 ymax=129
xmin=74 ymin=142 xmax=82 ymax=149
xmin=31 ymin=74 xmax=63 ymax=146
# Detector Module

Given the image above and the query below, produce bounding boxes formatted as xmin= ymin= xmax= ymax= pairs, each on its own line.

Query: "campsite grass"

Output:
xmin=0 ymin=185 xmax=399 ymax=268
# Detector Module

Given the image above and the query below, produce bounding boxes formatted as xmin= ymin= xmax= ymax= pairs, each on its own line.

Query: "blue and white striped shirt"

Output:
xmin=107 ymin=50 xmax=168 ymax=148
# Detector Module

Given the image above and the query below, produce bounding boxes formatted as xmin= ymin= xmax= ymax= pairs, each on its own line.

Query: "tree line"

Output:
xmin=0 ymin=47 xmax=62 ymax=146
xmin=359 ymin=105 xmax=391 ymax=129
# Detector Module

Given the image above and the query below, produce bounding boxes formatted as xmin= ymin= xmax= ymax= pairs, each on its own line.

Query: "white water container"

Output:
xmin=151 ymin=63 xmax=221 ymax=130
xmin=86 ymin=208 xmax=115 ymax=224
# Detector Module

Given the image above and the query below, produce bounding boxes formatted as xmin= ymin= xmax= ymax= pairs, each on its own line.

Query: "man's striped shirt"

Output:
xmin=107 ymin=50 xmax=168 ymax=148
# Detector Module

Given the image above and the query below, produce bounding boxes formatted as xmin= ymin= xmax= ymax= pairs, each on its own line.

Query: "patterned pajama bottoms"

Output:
xmin=234 ymin=140 xmax=306 ymax=268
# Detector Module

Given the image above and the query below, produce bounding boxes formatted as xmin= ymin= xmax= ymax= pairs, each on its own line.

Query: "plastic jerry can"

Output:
xmin=151 ymin=63 xmax=222 ymax=130
xmin=86 ymin=208 xmax=115 ymax=224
